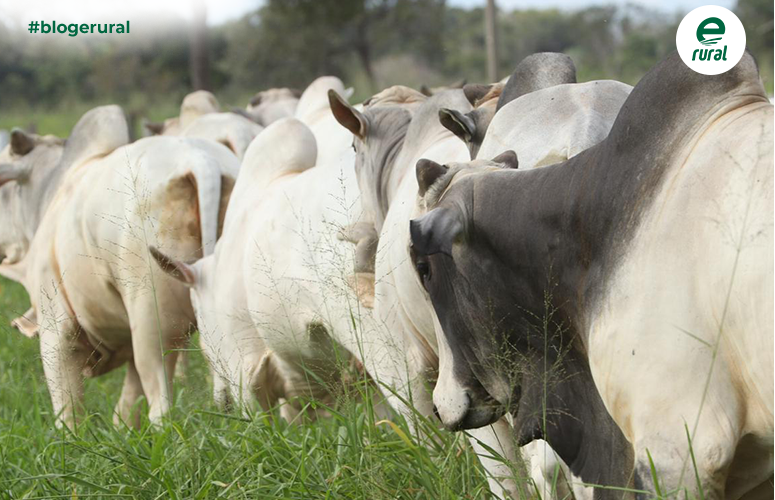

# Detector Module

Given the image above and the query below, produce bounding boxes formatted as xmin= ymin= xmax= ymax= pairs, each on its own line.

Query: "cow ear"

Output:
xmin=420 ymin=84 xmax=433 ymax=96
xmin=439 ymin=108 xmax=475 ymax=143
xmin=10 ymin=129 xmax=35 ymax=156
xmin=492 ymin=150 xmax=518 ymax=169
xmin=290 ymin=88 xmax=303 ymax=98
xmin=144 ymin=122 xmax=164 ymax=136
xmin=149 ymin=246 xmax=197 ymax=287
xmin=410 ymin=208 xmax=462 ymax=257
xmin=462 ymin=84 xmax=493 ymax=106
xmin=249 ymin=93 xmax=262 ymax=107
xmin=328 ymin=89 xmax=366 ymax=139
xmin=416 ymin=159 xmax=449 ymax=197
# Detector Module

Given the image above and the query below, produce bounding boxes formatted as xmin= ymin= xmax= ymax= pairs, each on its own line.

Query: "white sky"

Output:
xmin=0 ymin=0 xmax=737 ymax=27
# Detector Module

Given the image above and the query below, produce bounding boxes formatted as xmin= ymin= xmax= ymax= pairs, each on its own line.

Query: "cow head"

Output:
xmin=0 ymin=105 xmax=128 ymax=269
xmin=409 ymin=152 xmax=522 ymax=431
xmin=0 ymin=129 xmax=65 ymax=265
xmin=329 ymin=86 xmax=425 ymax=228
xmin=246 ymin=88 xmax=301 ymax=126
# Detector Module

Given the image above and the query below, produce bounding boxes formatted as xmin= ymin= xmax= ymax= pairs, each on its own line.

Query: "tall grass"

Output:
xmin=0 ymin=276 xmax=502 ymax=499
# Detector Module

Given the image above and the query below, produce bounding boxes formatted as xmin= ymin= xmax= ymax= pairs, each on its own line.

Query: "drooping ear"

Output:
xmin=410 ymin=208 xmax=463 ymax=257
xmin=10 ymin=128 xmax=35 ymax=156
xmin=0 ymin=163 xmax=30 ymax=187
xmin=290 ymin=88 xmax=303 ymax=98
xmin=249 ymin=93 xmax=262 ymax=107
xmin=144 ymin=121 xmax=165 ymax=136
xmin=148 ymin=246 xmax=197 ymax=287
xmin=420 ymin=84 xmax=433 ymax=96
xmin=439 ymin=108 xmax=475 ymax=143
xmin=416 ymin=158 xmax=449 ymax=197
xmin=462 ymin=84 xmax=493 ymax=106
xmin=328 ymin=89 xmax=366 ymax=138
xmin=492 ymin=150 xmax=518 ymax=170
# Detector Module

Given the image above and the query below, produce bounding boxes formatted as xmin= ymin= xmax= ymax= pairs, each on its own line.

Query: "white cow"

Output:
xmin=0 ymin=105 xmax=238 ymax=429
xmin=180 ymin=112 xmax=263 ymax=160
xmin=330 ymin=86 xmax=530 ymax=498
xmin=151 ymin=118 xmax=320 ymax=414
xmin=151 ymin=80 xmax=383 ymax=421
xmin=145 ymin=90 xmax=262 ymax=159
xmin=146 ymin=90 xmax=222 ymax=136
xmin=329 ymin=79 xmax=631 ymax=498
xmin=295 ymin=76 xmax=355 ymax=167
xmin=245 ymin=88 xmax=300 ymax=126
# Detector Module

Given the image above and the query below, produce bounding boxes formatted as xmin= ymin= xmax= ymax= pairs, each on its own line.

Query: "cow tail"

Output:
xmin=189 ymin=159 xmax=222 ymax=256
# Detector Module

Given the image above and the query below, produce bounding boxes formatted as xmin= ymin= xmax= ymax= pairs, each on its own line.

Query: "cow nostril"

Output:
xmin=432 ymin=404 xmax=440 ymax=420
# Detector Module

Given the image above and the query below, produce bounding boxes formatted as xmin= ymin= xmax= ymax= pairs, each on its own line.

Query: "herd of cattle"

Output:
xmin=0 ymin=50 xmax=771 ymax=499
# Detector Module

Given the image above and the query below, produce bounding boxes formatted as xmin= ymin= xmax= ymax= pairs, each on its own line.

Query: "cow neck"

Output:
xmin=27 ymin=148 xmax=69 ymax=243
xmin=465 ymin=162 xmax=637 ymax=489
xmin=513 ymin=345 xmax=635 ymax=492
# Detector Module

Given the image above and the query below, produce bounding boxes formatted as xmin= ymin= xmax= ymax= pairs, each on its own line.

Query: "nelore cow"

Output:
xmin=151 ymin=80 xmax=384 ymax=422
xmin=330 ymin=67 xmax=631 ymax=497
xmin=410 ymin=51 xmax=773 ymax=498
xmin=151 ymin=118 xmax=321 ymax=416
xmin=145 ymin=90 xmax=263 ymax=159
xmin=439 ymin=53 xmax=577 ymax=159
xmin=0 ymin=105 xmax=238 ymax=429
xmin=244 ymin=87 xmax=301 ymax=126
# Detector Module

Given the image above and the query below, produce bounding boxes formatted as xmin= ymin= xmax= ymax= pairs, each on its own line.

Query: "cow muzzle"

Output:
xmin=433 ymin=386 xmax=504 ymax=431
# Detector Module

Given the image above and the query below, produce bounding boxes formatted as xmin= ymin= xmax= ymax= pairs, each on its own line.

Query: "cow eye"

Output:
xmin=415 ymin=258 xmax=431 ymax=282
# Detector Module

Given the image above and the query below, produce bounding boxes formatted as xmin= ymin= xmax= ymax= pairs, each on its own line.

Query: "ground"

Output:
xmin=0 ymin=276 xmax=522 ymax=499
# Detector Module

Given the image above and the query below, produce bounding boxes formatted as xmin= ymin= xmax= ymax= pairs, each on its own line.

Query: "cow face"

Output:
xmin=410 ymin=152 xmax=523 ymax=432
xmin=0 ymin=129 xmax=64 ymax=264
xmin=329 ymin=89 xmax=415 ymax=226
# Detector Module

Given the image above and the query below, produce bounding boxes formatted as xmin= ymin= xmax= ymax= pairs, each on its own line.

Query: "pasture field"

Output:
xmin=0 ymin=276 xmax=524 ymax=499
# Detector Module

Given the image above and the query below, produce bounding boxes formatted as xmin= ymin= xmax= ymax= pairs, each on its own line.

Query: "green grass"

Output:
xmin=0 ymin=276 xmax=509 ymax=499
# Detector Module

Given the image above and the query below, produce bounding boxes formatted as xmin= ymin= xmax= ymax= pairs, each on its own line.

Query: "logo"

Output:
xmin=676 ymin=6 xmax=746 ymax=75
xmin=697 ymin=17 xmax=724 ymax=45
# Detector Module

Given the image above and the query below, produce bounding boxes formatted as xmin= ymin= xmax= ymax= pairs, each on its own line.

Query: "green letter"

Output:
xmin=692 ymin=49 xmax=699 ymax=61
xmin=696 ymin=17 xmax=725 ymax=46
xmin=80 ymin=23 xmax=88 ymax=33
xmin=109 ymin=23 xmax=115 ymax=33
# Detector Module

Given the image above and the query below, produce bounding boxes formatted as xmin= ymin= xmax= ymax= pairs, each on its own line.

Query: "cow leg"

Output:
xmin=129 ymin=314 xmax=183 ymax=425
xmin=113 ymin=360 xmax=145 ymax=428
xmin=632 ymin=423 xmax=736 ymax=500
xmin=39 ymin=316 xmax=87 ymax=430
xmin=467 ymin=420 xmax=521 ymax=499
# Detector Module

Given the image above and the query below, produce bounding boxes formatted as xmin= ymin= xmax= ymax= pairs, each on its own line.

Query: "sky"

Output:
xmin=0 ymin=0 xmax=737 ymax=27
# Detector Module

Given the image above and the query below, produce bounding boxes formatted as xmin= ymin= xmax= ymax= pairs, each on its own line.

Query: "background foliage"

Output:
xmin=0 ymin=0 xmax=771 ymax=137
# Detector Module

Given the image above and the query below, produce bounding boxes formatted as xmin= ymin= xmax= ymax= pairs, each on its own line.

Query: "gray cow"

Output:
xmin=411 ymin=51 xmax=773 ymax=499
